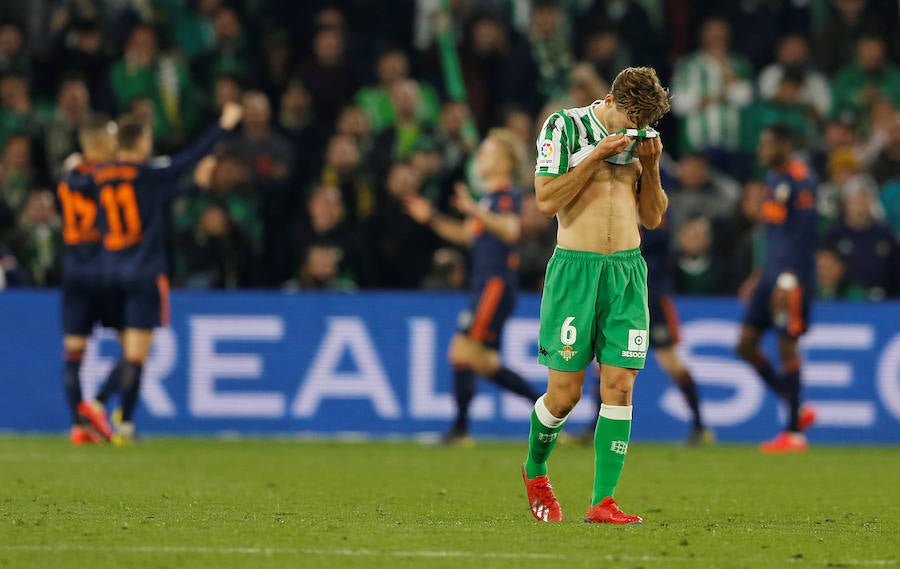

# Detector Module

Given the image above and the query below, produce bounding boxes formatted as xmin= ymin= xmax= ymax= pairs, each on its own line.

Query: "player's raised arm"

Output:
xmin=454 ymin=182 xmax=520 ymax=245
xmin=404 ymin=193 xmax=474 ymax=247
xmin=150 ymin=102 xmax=244 ymax=179
xmin=533 ymin=112 xmax=630 ymax=218
xmin=635 ymin=137 xmax=668 ymax=229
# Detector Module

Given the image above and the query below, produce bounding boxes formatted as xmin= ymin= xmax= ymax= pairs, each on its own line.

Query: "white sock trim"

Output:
xmin=534 ymin=395 xmax=567 ymax=428
xmin=599 ymin=404 xmax=633 ymax=421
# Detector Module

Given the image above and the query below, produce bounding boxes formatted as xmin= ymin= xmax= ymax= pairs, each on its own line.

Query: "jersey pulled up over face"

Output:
xmin=535 ymin=101 xmax=656 ymax=177
xmin=760 ymin=159 xmax=818 ymax=285
xmin=470 ymin=188 xmax=521 ymax=290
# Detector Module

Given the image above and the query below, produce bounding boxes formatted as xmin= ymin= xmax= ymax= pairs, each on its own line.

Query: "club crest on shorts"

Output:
xmin=558 ymin=345 xmax=578 ymax=361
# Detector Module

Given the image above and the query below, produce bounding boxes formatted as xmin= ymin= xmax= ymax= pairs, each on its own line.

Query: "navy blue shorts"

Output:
xmin=61 ymin=280 xmax=124 ymax=336
xmin=457 ymin=277 xmax=517 ymax=350
xmin=114 ymin=275 xmax=170 ymax=330
xmin=648 ymin=294 xmax=681 ymax=348
xmin=743 ymin=278 xmax=812 ymax=337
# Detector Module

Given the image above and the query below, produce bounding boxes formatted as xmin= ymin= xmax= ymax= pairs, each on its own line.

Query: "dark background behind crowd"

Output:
xmin=0 ymin=0 xmax=898 ymax=301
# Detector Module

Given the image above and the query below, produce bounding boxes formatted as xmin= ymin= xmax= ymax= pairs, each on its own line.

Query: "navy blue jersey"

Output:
xmin=760 ymin=160 xmax=819 ymax=284
xmin=93 ymin=126 xmax=227 ymax=283
xmin=641 ymin=213 xmax=674 ymax=296
xmin=58 ymin=163 xmax=104 ymax=284
xmin=470 ymin=188 xmax=520 ymax=290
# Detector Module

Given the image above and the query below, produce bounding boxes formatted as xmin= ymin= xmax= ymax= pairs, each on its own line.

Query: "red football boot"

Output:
xmin=798 ymin=405 xmax=817 ymax=432
xmin=70 ymin=425 xmax=103 ymax=445
xmin=77 ymin=401 xmax=112 ymax=441
xmin=584 ymin=496 xmax=643 ymax=525
xmin=522 ymin=466 xmax=563 ymax=522
xmin=759 ymin=431 xmax=808 ymax=454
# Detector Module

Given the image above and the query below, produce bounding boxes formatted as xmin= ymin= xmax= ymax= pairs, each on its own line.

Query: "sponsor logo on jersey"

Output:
xmin=620 ymin=350 xmax=647 ymax=358
xmin=628 ymin=329 xmax=648 ymax=352
xmin=558 ymin=345 xmax=578 ymax=361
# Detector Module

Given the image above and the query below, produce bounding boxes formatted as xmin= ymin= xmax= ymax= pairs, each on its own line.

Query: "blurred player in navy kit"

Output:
xmin=573 ymin=214 xmax=713 ymax=446
xmin=736 ymin=124 xmax=818 ymax=453
xmin=58 ymin=114 xmax=122 ymax=444
xmin=405 ymin=129 xmax=539 ymax=444
xmin=88 ymin=102 xmax=243 ymax=444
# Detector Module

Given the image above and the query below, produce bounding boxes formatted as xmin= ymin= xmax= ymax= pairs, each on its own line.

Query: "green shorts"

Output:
xmin=538 ymin=247 xmax=649 ymax=371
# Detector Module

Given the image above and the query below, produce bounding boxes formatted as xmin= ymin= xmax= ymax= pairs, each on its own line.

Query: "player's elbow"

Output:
xmin=641 ymin=211 xmax=663 ymax=230
xmin=535 ymin=196 xmax=557 ymax=218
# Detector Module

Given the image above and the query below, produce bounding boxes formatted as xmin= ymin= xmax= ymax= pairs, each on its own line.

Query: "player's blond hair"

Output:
xmin=78 ymin=113 xmax=117 ymax=153
xmin=610 ymin=67 xmax=671 ymax=128
xmin=486 ymin=127 xmax=526 ymax=177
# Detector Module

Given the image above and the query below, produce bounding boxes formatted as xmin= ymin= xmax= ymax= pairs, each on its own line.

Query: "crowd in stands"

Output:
xmin=0 ymin=0 xmax=898 ymax=300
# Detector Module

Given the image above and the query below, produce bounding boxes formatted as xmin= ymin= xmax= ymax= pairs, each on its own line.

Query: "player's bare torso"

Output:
xmin=556 ymin=159 xmax=643 ymax=254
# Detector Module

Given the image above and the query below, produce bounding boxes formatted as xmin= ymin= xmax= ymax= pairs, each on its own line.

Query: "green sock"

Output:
xmin=592 ymin=404 xmax=633 ymax=505
xmin=524 ymin=395 xmax=567 ymax=478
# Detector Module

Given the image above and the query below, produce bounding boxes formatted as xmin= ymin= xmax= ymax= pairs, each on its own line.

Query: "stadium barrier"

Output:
xmin=1 ymin=290 xmax=898 ymax=443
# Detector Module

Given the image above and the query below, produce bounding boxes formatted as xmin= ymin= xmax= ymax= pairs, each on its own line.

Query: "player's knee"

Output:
xmin=546 ymin=383 xmax=582 ymax=416
xmin=602 ymin=369 xmax=638 ymax=404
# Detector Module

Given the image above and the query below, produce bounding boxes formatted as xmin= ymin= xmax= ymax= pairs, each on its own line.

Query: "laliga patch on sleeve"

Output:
xmin=537 ymin=140 xmax=554 ymax=166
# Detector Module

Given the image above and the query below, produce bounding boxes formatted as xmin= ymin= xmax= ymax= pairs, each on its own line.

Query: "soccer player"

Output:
xmin=523 ymin=67 xmax=671 ymax=524
xmin=91 ymin=102 xmax=243 ymax=444
xmin=575 ymin=216 xmax=713 ymax=446
xmin=58 ymin=114 xmax=123 ymax=444
xmin=735 ymin=124 xmax=817 ymax=453
xmin=405 ymin=129 xmax=539 ymax=444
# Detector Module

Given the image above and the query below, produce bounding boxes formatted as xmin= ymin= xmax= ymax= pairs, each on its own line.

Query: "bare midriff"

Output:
xmin=555 ymin=160 xmax=643 ymax=254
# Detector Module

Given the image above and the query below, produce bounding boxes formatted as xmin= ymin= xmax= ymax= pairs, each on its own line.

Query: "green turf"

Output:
xmin=0 ymin=436 xmax=897 ymax=569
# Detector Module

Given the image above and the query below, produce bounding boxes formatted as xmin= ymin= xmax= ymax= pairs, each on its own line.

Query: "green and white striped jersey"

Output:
xmin=535 ymin=101 xmax=654 ymax=177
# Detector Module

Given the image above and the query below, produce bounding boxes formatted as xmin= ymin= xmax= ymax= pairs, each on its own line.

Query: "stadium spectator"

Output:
xmin=435 ymin=101 xmax=475 ymax=176
xmin=286 ymin=243 xmax=356 ymax=291
xmin=278 ymin=79 xmax=321 ymax=188
xmin=758 ymin=34 xmax=831 ymax=122
xmin=190 ymin=6 xmax=251 ymax=94
xmin=357 ymin=48 xmax=439 ymax=134
xmin=458 ymin=13 xmax=509 ymax=132
xmin=667 ymin=153 xmax=740 ymax=231
xmin=818 ymin=149 xmax=864 ymax=230
xmin=257 ymin=30 xmax=295 ymax=109
xmin=0 ymin=243 xmax=27 ymax=288
xmin=870 ymin=113 xmax=900 ymax=187
xmin=174 ymin=201 xmax=255 ymax=290
xmin=368 ymin=79 xmax=434 ymax=180
xmin=674 ymin=215 xmax=725 ymax=295
xmin=0 ymin=73 xmax=46 ymax=149
xmin=831 ymin=35 xmax=900 ymax=126
xmin=108 ymin=24 xmax=199 ymax=149
xmin=296 ymin=25 xmax=357 ymax=129
xmin=12 ymin=189 xmax=61 ymax=286
xmin=0 ymin=133 xmax=34 ymax=213
xmin=566 ymin=62 xmax=607 ymax=108
xmin=816 ymin=247 xmax=868 ymax=300
xmin=422 ymin=247 xmax=467 ymax=290
xmin=671 ymin=17 xmax=753 ymax=164
xmin=213 ymin=73 xmax=243 ymax=113
xmin=223 ymin=91 xmax=294 ymax=284
xmin=321 ymin=133 xmax=374 ymax=225
xmin=579 ymin=26 xmax=626 ymax=88
xmin=366 ymin=160 xmax=437 ymax=288
xmin=44 ymin=75 xmax=91 ymax=177
xmin=816 ymin=0 xmax=893 ymax=75
xmin=720 ymin=180 xmax=767 ymax=294
xmin=164 ymin=0 xmax=221 ymax=61
xmin=880 ymin=178 xmax=900 ymax=235
xmin=742 ymin=69 xmax=819 ymax=155
xmin=825 ymin=178 xmax=898 ymax=299
xmin=289 ymin=184 xmax=368 ymax=289
xmin=0 ymin=21 xmax=28 ymax=76
xmin=503 ymin=0 xmax=574 ymax=115
xmin=44 ymin=18 xmax=113 ymax=107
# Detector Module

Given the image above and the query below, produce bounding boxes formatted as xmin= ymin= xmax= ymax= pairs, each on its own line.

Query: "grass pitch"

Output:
xmin=0 ymin=436 xmax=897 ymax=569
